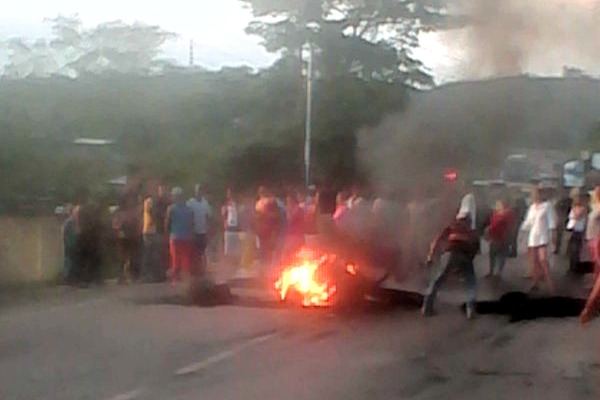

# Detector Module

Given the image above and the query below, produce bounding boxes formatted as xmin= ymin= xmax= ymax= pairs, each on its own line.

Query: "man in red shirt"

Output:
xmin=486 ymin=198 xmax=516 ymax=278
xmin=423 ymin=212 xmax=480 ymax=319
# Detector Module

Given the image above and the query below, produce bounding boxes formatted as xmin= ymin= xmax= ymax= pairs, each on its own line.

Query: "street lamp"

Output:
xmin=303 ymin=41 xmax=313 ymax=188
xmin=303 ymin=22 xmax=319 ymax=188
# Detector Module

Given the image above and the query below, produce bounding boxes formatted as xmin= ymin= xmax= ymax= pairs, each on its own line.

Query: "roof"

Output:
xmin=73 ymin=138 xmax=115 ymax=146
xmin=107 ymin=176 xmax=127 ymax=186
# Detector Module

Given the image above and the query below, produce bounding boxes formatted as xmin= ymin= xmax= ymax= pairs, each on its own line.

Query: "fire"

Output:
xmin=275 ymin=247 xmax=337 ymax=307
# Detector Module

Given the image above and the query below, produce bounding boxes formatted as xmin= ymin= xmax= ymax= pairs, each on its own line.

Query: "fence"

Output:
xmin=0 ymin=216 xmax=63 ymax=284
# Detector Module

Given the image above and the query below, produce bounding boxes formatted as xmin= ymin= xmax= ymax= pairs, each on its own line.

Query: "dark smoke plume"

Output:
xmin=461 ymin=0 xmax=600 ymax=77
xmin=358 ymin=0 xmax=600 ymax=193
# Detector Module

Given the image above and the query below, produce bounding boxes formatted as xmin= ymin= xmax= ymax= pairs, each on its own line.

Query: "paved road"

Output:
xmin=1 ymin=252 xmax=599 ymax=400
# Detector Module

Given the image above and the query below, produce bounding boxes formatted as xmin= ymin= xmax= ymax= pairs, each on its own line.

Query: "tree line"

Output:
xmin=1 ymin=1 xmax=454 ymax=211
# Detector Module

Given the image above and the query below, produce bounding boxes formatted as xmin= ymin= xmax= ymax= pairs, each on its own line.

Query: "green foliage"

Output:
xmin=0 ymin=7 xmax=421 ymax=210
xmin=240 ymin=0 xmax=450 ymax=85
xmin=0 ymin=63 xmax=409 ymax=209
xmin=2 ymin=16 xmax=176 ymax=78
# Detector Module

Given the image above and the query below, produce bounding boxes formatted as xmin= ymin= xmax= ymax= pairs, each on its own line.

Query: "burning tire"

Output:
xmin=274 ymin=247 xmax=379 ymax=308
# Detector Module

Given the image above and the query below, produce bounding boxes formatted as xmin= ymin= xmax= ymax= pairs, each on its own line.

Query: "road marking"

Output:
xmin=175 ymin=332 xmax=277 ymax=376
xmin=105 ymin=388 xmax=145 ymax=400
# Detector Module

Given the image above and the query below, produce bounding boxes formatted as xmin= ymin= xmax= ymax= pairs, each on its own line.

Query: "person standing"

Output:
xmin=239 ymin=192 xmax=258 ymax=273
xmin=187 ymin=184 xmax=212 ymax=276
xmin=165 ymin=187 xmax=194 ymax=282
xmin=141 ymin=182 xmax=168 ymax=282
xmin=62 ymin=204 xmax=79 ymax=285
xmin=300 ymin=185 xmax=318 ymax=246
xmin=282 ymin=191 xmax=305 ymax=259
xmin=508 ymin=190 xmax=528 ymax=257
xmin=485 ymin=198 xmax=515 ymax=278
xmin=315 ymin=180 xmax=337 ymax=236
xmin=422 ymin=212 xmax=480 ymax=319
xmin=554 ymin=187 xmax=572 ymax=255
xmin=112 ymin=197 xmax=140 ymax=284
xmin=255 ymin=186 xmax=281 ymax=273
xmin=77 ymin=197 xmax=104 ymax=286
xmin=520 ymin=187 xmax=556 ymax=293
xmin=154 ymin=184 xmax=170 ymax=277
xmin=221 ymin=188 xmax=242 ymax=268
xmin=566 ymin=192 xmax=588 ymax=274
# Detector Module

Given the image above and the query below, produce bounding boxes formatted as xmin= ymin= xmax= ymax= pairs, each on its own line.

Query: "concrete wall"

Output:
xmin=0 ymin=216 xmax=63 ymax=283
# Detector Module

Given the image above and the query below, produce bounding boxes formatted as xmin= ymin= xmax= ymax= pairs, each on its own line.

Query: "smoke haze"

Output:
xmin=358 ymin=0 xmax=600 ymax=194
xmin=461 ymin=0 xmax=600 ymax=77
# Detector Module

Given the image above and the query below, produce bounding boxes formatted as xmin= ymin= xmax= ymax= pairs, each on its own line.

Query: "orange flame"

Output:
xmin=275 ymin=247 xmax=337 ymax=307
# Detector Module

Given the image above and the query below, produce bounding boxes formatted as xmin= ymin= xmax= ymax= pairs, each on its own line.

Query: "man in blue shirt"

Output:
xmin=187 ymin=184 xmax=213 ymax=275
xmin=165 ymin=187 xmax=194 ymax=282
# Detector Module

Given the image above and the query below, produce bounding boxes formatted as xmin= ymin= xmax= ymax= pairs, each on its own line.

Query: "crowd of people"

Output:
xmin=59 ymin=178 xmax=600 ymax=324
xmin=60 ymin=180 xmax=438 ymax=287
xmin=423 ymin=183 xmax=600 ymax=323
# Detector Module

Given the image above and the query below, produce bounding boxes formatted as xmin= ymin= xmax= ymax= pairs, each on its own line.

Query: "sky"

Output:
xmin=0 ymin=0 xmax=278 ymax=70
xmin=1 ymin=0 xmax=599 ymax=82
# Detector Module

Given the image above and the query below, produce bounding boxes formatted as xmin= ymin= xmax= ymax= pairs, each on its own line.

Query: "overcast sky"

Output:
xmin=0 ymin=0 xmax=279 ymax=70
xmin=0 ymin=0 xmax=462 ymax=80
xmin=2 ymin=0 xmax=598 ymax=82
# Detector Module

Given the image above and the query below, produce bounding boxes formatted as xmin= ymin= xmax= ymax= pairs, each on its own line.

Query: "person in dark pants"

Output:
xmin=254 ymin=186 xmax=281 ymax=274
xmin=112 ymin=197 xmax=141 ymax=284
xmin=141 ymin=182 xmax=169 ymax=282
xmin=485 ymin=198 xmax=515 ymax=278
xmin=566 ymin=192 xmax=588 ymax=273
xmin=315 ymin=180 xmax=337 ymax=236
xmin=187 ymin=184 xmax=212 ymax=276
xmin=62 ymin=204 xmax=79 ymax=284
xmin=76 ymin=200 xmax=103 ymax=286
xmin=508 ymin=191 xmax=528 ymax=257
xmin=554 ymin=188 xmax=572 ymax=255
xmin=422 ymin=212 xmax=480 ymax=319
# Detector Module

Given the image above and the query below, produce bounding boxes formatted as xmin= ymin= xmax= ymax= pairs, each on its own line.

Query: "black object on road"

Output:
xmin=187 ymin=279 xmax=234 ymax=307
xmin=465 ymin=292 xmax=585 ymax=322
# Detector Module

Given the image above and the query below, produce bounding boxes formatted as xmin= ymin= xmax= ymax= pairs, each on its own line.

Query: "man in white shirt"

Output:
xmin=458 ymin=185 xmax=477 ymax=231
xmin=187 ymin=184 xmax=213 ymax=274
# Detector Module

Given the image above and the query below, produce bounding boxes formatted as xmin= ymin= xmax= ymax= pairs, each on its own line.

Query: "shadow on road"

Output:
xmin=465 ymin=292 xmax=586 ymax=322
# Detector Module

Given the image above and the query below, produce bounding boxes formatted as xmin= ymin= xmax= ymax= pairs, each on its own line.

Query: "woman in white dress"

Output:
xmin=520 ymin=187 xmax=556 ymax=293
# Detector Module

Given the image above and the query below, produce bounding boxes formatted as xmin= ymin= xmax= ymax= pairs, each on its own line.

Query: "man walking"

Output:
xmin=422 ymin=212 xmax=480 ymax=319
xmin=187 ymin=184 xmax=212 ymax=275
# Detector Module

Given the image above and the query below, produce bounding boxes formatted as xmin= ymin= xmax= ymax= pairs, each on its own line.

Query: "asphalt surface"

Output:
xmin=1 ymin=251 xmax=599 ymax=400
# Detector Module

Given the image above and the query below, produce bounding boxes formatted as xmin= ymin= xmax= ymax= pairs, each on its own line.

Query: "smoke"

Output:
xmin=358 ymin=0 xmax=600 ymax=195
xmin=461 ymin=0 xmax=600 ymax=77
xmin=358 ymin=75 xmax=600 ymax=196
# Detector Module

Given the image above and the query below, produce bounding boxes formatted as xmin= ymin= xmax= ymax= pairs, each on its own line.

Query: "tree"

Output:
xmin=2 ymin=16 xmax=176 ymax=78
xmin=240 ymin=0 xmax=449 ymax=85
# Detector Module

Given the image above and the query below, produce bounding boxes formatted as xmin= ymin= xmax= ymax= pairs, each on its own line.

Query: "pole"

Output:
xmin=189 ymin=39 xmax=194 ymax=67
xmin=304 ymin=42 xmax=313 ymax=188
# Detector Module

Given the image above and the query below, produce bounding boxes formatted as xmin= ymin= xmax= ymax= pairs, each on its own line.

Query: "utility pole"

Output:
xmin=304 ymin=42 xmax=313 ymax=188
xmin=189 ymin=39 xmax=194 ymax=67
